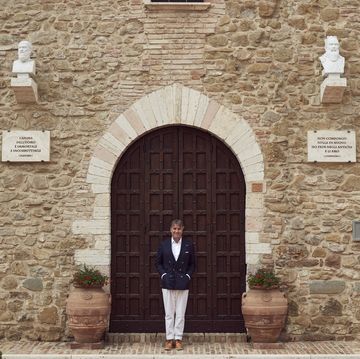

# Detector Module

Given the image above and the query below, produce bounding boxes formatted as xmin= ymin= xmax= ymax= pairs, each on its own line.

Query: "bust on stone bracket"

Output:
xmin=319 ymin=36 xmax=347 ymax=104
xmin=10 ymin=40 xmax=38 ymax=104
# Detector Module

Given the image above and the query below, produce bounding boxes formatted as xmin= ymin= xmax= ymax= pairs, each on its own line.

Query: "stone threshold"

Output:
xmin=3 ymin=354 xmax=360 ymax=359
xmin=105 ymin=332 xmax=248 ymax=343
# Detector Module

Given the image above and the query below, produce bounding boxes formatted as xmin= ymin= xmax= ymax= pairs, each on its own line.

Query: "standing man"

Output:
xmin=155 ymin=219 xmax=196 ymax=351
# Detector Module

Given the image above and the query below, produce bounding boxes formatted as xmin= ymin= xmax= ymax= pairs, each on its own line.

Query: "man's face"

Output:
xmin=18 ymin=42 xmax=31 ymax=62
xmin=326 ymin=39 xmax=339 ymax=55
xmin=170 ymin=224 xmax=184 ymax=242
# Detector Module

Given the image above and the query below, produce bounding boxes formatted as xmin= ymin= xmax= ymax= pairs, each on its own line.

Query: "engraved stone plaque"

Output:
xmin=2 ymin=131 xmax=50 ymax=162
xmin=307 ymin=130 xmax=356 ymax=163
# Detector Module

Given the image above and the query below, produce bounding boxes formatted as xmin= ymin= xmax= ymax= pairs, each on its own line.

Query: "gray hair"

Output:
xmin=170 ymin=219 xmax=184 ymax=228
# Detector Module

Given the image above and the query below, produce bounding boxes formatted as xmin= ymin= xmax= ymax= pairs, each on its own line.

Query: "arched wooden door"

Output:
xmin=110 ymin=126 xmax=246 ymax=332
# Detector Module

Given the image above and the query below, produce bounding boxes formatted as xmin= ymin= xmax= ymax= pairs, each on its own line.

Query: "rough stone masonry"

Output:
xmin=0 ymin=0 xmax=360 ymax=342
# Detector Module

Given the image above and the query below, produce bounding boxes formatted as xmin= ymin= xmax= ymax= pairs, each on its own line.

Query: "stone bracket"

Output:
xmin=320 ymin=76 xmax=347 ymax=104
xmin=10 ymin=77 xmax=39 ymax=104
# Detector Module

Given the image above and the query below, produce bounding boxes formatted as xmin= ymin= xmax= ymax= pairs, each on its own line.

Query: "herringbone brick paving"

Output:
xmin=1 ymin=339 xmax=360 ymax=356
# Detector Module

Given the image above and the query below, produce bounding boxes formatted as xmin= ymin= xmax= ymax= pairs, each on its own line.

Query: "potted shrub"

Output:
xmin=66 ymin=264 xmax=110 ymax=349
xmin=241 ymin=268 xmax=288 ymax=346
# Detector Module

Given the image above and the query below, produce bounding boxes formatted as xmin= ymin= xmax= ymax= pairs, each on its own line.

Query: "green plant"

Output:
xmin=73 ymin=264 xmax=108 ymax=288
xmin=247 ymin=268 xmax=280 ymax=289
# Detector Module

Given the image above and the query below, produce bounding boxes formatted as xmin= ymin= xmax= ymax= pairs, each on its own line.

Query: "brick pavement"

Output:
xmin=1 ymin=338 xmax=360 ymax=358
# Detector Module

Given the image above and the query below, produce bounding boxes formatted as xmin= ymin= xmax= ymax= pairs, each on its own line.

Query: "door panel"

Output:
xmin=111 ymin=126 xmax=246 ymax=332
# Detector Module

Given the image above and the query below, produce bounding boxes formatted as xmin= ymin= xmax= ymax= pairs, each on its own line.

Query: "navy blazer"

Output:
xmin=155 ymin=238 xmax=196 ymax=290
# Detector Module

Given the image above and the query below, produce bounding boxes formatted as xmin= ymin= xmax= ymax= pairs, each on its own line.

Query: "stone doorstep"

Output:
xmin=0 ymin=354 xmax=353 ymax=359
xmin=69 ymin=342 xmax=105 ymax=349
xmin=105 ymin=332 xmax=248 ymax=344
xmin=252 ymin=342 xmax=285 ymax=349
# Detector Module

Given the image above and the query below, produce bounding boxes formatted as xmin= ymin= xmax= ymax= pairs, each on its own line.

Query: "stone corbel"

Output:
xmin=320 ymin=74 xmax=347 ymax=104
xmin=11 ymin=76 xmax=38 ymax=104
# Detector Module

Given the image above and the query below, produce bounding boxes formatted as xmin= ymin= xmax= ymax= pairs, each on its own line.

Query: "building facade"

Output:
xmin=1 ymin=0 xmax=360 ymax=342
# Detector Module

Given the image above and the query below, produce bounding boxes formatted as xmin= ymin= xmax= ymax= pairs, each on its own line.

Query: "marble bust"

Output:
xmin=319 ymin=36 xmax=345 ymax=77
xmin=319 ymin=36 xmax=347 ymax=103
xmin=12 ymin=40 xmax=36 ymax=77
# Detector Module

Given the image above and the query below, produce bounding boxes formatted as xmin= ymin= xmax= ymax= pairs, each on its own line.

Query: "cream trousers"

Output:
xmin=162 ymin=289 xmax=189 ymax=340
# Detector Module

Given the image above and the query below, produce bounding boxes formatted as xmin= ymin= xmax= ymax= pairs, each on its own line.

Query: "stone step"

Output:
xmin=106 ymin=332 xmax=248 ymax=344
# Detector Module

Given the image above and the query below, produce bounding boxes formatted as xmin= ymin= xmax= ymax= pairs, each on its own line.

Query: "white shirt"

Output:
xmin=172 ymin=237 xmax=182 ymax=261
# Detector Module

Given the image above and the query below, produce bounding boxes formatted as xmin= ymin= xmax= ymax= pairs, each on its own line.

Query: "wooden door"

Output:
xmin=110 ymin=126 xmax=246 ymax=332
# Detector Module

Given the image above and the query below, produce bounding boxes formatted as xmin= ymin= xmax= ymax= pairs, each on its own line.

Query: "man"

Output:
xmin=155 ymin=219 xmax=196 ymax=351
xmin=319 ymin=36 xmax=345 ymax=77
xmin=12 ymin=40 xmax=36 ymax=75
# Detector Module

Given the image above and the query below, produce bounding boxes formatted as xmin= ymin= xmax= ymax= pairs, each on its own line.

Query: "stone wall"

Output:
xmin=0 ymin=0 xmax=360 ymax=341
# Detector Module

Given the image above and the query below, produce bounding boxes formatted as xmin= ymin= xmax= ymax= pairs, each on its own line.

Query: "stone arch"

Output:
xmin=72 ymin=83 xmax=269 ymax=272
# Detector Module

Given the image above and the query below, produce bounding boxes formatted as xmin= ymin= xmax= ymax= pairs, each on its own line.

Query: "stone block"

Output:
xmin=124 ymin=108 xmax=146 ymax=135
xmin=246 ymin=216 xmax=263 ymax=232
xmin=147 ymin=91 xmax=167 ymax=127
xmin=10 ymin=77 xmax=38 ymax=103
xmin=74 ymin=248 xmax=110 ymax=266
xmin=93 ymin=206 xmax=110 ymax=219
xmin=133 ymin=96 xmax=158 ymax=129
xmin=181 ymin=87 xmax=201 ymax=126
xmin=72 ymin=219 xmax=109 ymax=235
xmin=247 ymin=242 xmax=272 ymax=254
xmin=38 ymin=306 xmax=58 ymax=324
xmin=225 ymin=121 xmax=253 ymax=147
xmin=354 ymin=282 xmax=360 ymax=293
xmin=193 ymin=94 xmax=209 ymax=127
xmin=91 ymin=184 xmax=110 ymax=194
xmin=246 ymin=253 xmax=261 ymax=265
xmin=320 ymin=76 xmax=347 ymax=104
xmin=93 ymin=145 xmax=118 ymax=166
xmin=100 ymin=133 xmax=126 ymax=155
xmin=162 ymin=85 xmax=177 ymax=125
xmin=115 ymin=114 xmax=138 ymax=141
xmin=246 ymin=232 xmax=260 ymax=244
xmin=209 ymin=107 xmax=238 ymax=140
xmin=23 ymin=278 xmax=43 ymax=291
xmin=108 ymin=121 xmax=132 ymax=147
xmin=86 ymin=174 xmax=109 ymax=185
xmin=200 ymin=100 xmax=221 ymax=129
xmin=94 ymin=194 xmax=110 ymax=206
xmin=245 ymin=171 xmax=265 ymax=182
xmin=251 ymin=182 xmax=263 ymax=192
xmin=246 ymin=193 xmax=263 ymax=209
xmin=88 ymin=163 xmax=111 ymax=178
xmin=89 ymin=157 xmax=113 ymax=172
xmin=309 ymin=280 xmax=345 ymax=294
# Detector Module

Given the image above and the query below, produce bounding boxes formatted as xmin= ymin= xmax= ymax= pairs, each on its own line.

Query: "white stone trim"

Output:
xmin=144 ymin=0 xmax=212 ymax=11
xmin=72 ymin=84 xmax=266 ymax=272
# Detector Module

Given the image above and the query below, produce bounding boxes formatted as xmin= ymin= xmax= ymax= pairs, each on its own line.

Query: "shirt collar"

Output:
xmin=171 ymin=237 xmax=182 ymax=245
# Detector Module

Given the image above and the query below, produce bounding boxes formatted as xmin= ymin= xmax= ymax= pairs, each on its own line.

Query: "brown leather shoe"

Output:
xmin=175 ymin=339 xmax=183 ymax=351
xmin=164 ymin=340 xmax=174 ymax=351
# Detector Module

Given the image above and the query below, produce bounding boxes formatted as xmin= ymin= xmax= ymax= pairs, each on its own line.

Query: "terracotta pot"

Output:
xmin=66 ymin=286 xmax=110 ymax=344
xmin=242 ymin=288 xmax=288 ymax=343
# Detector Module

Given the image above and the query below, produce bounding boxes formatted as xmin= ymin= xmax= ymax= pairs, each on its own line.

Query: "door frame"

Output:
xmin=72 ymin=83 xmax=268 ymax=286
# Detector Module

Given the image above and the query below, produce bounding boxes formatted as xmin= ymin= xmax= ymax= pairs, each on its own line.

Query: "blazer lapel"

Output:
xmin=168 ymin=238 xmax=176 ymax=262
xmin=177 ymin=239 xmax=187 ymax=261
